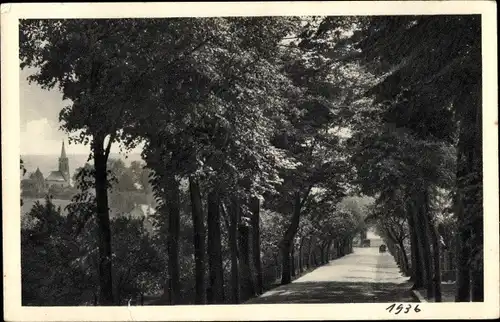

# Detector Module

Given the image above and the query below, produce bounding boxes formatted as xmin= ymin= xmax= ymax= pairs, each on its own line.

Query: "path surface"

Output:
xmin=246 ymin=247 xmax=417 ymax=304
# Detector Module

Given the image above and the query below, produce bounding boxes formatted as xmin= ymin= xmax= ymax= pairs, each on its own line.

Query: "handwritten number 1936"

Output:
xmin=386 ymin=304 xmax=421 ymax=314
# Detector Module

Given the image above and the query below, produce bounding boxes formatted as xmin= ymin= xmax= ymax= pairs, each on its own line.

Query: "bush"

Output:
xmin=21 ymin=196 xmax=164 ymax=306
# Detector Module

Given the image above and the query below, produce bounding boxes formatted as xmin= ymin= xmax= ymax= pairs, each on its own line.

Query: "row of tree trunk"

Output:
xmin=94 ymin=157 xmax=355 ymax=306
xmin=405 ymin=188 xmax=443 ymax=302
xmin=407 ymin=83 xmax=483 ymax=302
xmin=384 ymin=238 xmax=410 ymax=278
xmin=271 ymin=236 xmax=353 ymax=282
xmin=178 ymin=180 xmax=266 ymax=304
xmin=406 ymin=185 xmax=483 ymax=302
xmin=187 ymin=178 xmax=356 ymax=304
xmin=454 ymin=81 xmax=484 ymax=302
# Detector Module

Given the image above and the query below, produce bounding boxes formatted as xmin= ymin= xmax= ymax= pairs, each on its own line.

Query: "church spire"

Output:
xmin=58 ymin=140 xmax=70 ymax=182
xmin=61 ymin=140 xmax=67 ymax=159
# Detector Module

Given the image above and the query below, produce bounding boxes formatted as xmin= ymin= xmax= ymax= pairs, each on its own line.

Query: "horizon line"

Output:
xmin=20 ymin=152 xmax=143 ymax=156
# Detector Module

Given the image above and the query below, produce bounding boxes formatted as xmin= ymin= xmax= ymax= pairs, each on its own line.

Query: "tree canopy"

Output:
xmin=20 ymin=15 xmax=484 ymax=305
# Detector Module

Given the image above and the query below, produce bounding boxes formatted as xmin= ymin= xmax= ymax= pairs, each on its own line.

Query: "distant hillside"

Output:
xmin=21 ymin=153 xmax=144 ymax=178
xmin=21 ymin=197 xmax=156 ymax=235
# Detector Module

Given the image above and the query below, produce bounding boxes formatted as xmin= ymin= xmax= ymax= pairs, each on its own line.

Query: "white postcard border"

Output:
xmin=2 ymin=2 xmax=498 ymax=321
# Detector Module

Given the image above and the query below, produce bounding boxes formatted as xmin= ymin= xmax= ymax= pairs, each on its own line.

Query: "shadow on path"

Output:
xmin=245 ymin=281 xmax=417 ymax=304
xmin=245 ymin=247 xmax=417 ymax=304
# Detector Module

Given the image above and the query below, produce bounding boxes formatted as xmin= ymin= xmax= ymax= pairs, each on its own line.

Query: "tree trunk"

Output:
xmin=422 ymin=188 xmax=442 ymax=302
xmin=307 ymin=236 xmax=314 ymax=268
xmin=274 ymin=254 xmax=280 ymax=281
xmin=385 ymin=228 xmax=404 ymax=274
xmin=93 ymin=138 xmax=114 ymax=305
xmin=189 ymin=177 xmax=206 ymax=304
xmin=418 ymin=203 xmax=434 ymax=300
xmin=455 ymin=129 xmax=472 ymax=302
xmin=455 ymin=80 xmax=482 ymax=302
xmin=166 ymin=175 xmax=181 ymax=305
xmin=298 ymin=237 xmax=304 ymax=273
xmin=468 ymin=84 xmax=484 ymax=302
xmin=410 ymin=199 xmax=433 ymax=298
xmin=332 ymin=239 xmax=338 ymax=259
xmin=311 ymin=250 xmax=316 ymax=266
xmin=116 ymin=276 xmax=122 ymax=306
xmin=471 ymin=263 xmax=484 ymax=301
xmin=397 ymin=241 xmax=410 ymax=277
xmin=317 ymin=243 xmax=322 ymax=265
xmin=239 ymin=220 xmax=255 ymax=301
xmin=207 ymin=190 xmax=225 ymax=303
xmin=455 ymin=226 xmax=471 ymax=302
xmin=250 ymin=197 xmax=263 ymax=295
xmin=225 ymin=198 xmax=240 ymax=304
xmin=470 ymin=75 xmax=483 ymax=302
xmin=407 ymin=205 xmax=423 ymax=287
xmin=387 ymin=226 xmax=410 ymax=277
xmin=470 ymin=202 xmax=484 ymax=302
xmin=447 ymin=249 xmax=454 ymax=275
xmin=323 ymin=242 xmax=329 ymax=264
xmin=325 ymin=239 xmax=332 ymax=263
xmin=280 ymin=190 xmax=308 ymax=285
xmin=280 ymin=243 xmax=292 ymax=285
xmin=290 ymin=244 xmax=296 ymax=277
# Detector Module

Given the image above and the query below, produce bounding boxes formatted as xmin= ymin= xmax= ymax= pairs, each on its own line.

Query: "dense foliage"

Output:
xmin=20 ymin=15 xmax=483 ymax=305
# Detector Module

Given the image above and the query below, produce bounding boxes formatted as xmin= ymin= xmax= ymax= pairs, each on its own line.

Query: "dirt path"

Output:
xmin=246 ymin=247 xmax=417 ymax=304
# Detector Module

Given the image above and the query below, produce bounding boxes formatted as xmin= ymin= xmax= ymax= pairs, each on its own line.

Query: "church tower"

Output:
xmin=58 ymin=140 xmax=70 ymax=181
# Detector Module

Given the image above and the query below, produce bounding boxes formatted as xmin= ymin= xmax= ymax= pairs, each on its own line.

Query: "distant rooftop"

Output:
xmin=46 ymin=170 xmax=67 ymax=182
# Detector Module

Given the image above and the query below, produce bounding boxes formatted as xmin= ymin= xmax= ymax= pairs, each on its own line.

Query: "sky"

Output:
xmin=20 ymin=67 xmax=144 ymax=156
xmin=19 ymin=57 xmax=353 ymax=156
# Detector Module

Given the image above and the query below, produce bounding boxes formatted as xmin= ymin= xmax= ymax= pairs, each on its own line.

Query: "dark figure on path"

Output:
xmin=379 ymin=244 xmax=386 ymax=253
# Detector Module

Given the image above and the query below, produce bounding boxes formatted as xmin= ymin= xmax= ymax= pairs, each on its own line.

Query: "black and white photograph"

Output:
xmin=2 ymin=2 xmax=498 ymax=321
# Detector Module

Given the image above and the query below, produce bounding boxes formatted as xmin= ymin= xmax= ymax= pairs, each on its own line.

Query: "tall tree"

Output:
xmin=20 ymin=20 xmax=148 ymax=304
xmin=206 ymin=188 xmax=225 ymax=303
xmin=20 ymin=18 xmax=228 ymax=305
xmin=132 ymin=17 xmax=300 ymax=304
xmin=307 ymin=15 xmax=482 ymax=301
xmin=188 ymin=176 xmax=206 ymax=304
xmin=352 ymin=16 xmax=482 ymax=302
xmin=250 ymin=196 xmax=263 ymax=295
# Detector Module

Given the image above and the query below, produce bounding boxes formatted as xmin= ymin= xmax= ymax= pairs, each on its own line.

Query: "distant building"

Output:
xmin=45 ymin=141 xmax=71 ymax=188
xmin=21 ymin=141 xmax=73 ymax=199
xmin=21 ymin=167 xmax=47 ymax=197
